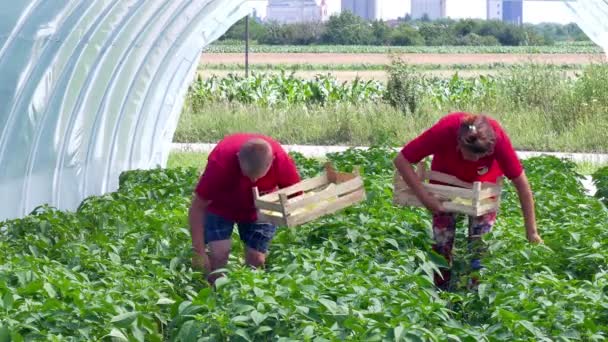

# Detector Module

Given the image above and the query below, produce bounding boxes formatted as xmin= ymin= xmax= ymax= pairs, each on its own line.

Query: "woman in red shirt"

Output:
xmin=394 ymin=112 xmax=543 ymax=290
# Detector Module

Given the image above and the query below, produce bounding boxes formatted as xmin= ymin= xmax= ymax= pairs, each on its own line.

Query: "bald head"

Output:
xmin=238 ymin=138 xmax=273 ymax=181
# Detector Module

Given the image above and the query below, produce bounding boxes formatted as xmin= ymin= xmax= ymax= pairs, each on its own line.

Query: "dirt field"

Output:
xmin=201 ymin=52 xmax=606 ymax=66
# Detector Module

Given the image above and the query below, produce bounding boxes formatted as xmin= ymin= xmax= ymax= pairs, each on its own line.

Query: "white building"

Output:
xmin=411 ymin=0 xmax=447 ymax=20
xmin=266 ymin=0 xmax=329 ymax=23
xmin=341 ymin=0 xmax=381 ymax=21
xmin=487 ymin=0 xmax=503 ymax=21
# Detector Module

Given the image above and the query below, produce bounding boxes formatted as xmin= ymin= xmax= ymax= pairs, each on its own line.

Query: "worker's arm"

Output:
xmin=394 ymin=153 xmax=444 ymax=213
xmin=188 ymin=193 xmax=211 ymax=270
xmin=511 ymin=172 xmax=543 ymax=244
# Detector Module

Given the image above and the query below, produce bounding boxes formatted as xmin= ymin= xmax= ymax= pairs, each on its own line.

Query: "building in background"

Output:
xmin=341 ymin=0 xmax=381 ymax=21
xmin=487 ymin=0 xmax=502 ymax=20
xmin=266 ymin=0 xmax=329 ymax=23
xmin=502 ymin=0 xmax=523 ymax=25
xmin=487 ymin=0 xmax=523 ymax=25
xmin=411 ymin=0 xmax=446 ymax=20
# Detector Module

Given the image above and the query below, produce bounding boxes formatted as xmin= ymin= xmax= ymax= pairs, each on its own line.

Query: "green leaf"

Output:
xmin=170 ymin=257 xmax=180 ymax=271
xmin=385 ymin=238 xmax=399 ymax=249
xmin=234 ymin=329 xmax=252 ymax=342
xmin=110 ymin=312 xmax=138 ymax=328
xmin=156 ymin=298 xmax=175 ymax=305
xmin=394 ymin=325 xmax=405 ymax=341
xmin=318 ymin=298 xmax=338 ymax=315
xmin=498 ymin=308 xmax=520 ymax=322
xmin=427 ymin=250 xmax=449 ymax=268
xmin=303 ymin=325 xmax=314 ymax=338
xmin=175 ymin=320 xmax=201 ymax=342
xmin=214 ymin=277 xmax=230 ymax=289
xmin=231 ymin=315 xmax=250 ymax=323
xmin=519 ymin=321 xmax=547 ymax=339
xmin=403 ymin=333 xmax=424 ymax=342
xmin=109 ymin=252 xmax=121 ymax=264
xmin=43 ymin=283 xmax=57 ymax=298
xmin=0 ymin=326 xmax=10 ymax=342
xmin=102 ymin=328 xmax=128 ymax=341
xmin=234 ymin=304 xmax=256 ymax=314
xmin=2 ymin=293 xmax=14 ymax=310
xmin=131 ymin=326 xmax=145 ymax=342
xmin=296 ymin=306 xmax=310 ymax=314
xmin=478 ymin=283 xmax=488 ymax=299
xmin=253 ymin=287 xmax=265 ymax=297
xmin=254 ymin=326 xmax=273 ymax=335
xmin=250 ymin=310 xmax=268 ymax=326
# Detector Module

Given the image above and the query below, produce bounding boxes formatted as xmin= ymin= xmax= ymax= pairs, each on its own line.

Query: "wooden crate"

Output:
xmin=393 ymin=162 xmax=503 ymax=216
xmin=253 ymin=163 xmax=366 ymax=227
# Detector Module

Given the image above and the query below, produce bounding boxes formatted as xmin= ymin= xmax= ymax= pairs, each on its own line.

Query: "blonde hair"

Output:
xmin=238 ymin=138 xmax=273 ymax=176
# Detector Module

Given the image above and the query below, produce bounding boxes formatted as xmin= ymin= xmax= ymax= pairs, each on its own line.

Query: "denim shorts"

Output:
xmin=204 ymin=212 xmax=277 ymax=253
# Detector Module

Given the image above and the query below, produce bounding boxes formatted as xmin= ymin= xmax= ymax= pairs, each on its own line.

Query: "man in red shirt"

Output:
xmin=394 ymin=112 xmax=542 ymax=290
xmin=188 ymin=133 xmax=301 ymax=283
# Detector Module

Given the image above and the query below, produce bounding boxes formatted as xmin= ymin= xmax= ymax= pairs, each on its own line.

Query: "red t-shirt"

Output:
xmin=194 ymin=133 xmax=301 ymax=222
xmin=400 ymin=112 xmax=523 ymax=184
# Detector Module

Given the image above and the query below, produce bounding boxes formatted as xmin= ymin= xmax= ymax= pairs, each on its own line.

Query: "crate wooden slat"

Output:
xmin=393 ymin=162 xmax=503 ymax=217
xmin=253 ymin=162 xmax=366 ymax=227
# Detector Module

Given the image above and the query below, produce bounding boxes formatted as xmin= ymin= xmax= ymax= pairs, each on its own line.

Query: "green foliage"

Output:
xmin=417 ymin=22 xmax=457 ymax=46
xmin=219 ymin=17 xmax=267 ymax=42
xmin=205 ymin=43 xmax=602 ymax=54
xmin=321 ymin=11 xmax=375 ymax=45
xmin=1 ymin=149 xmax=606 ymax=340
xmin=259 ymin=21 xmax=325 ymax=45
xmin=371 ymin=20 xmax=391 ymax=45
xmin=384 ymin=62 xmax=424 ymax=114
xmin=187 ymin=71 xmax=385 ymax=108
xmin=390 ymin=24 xmax=425 ymax=46
xmin=191 ymin=65 xmax=608 ymax=131
xmin=214 ymin=16 xmax=594 ymax=48
xmin=593 ymin=166 xmax=608 ymax=205
xmin=457 ymin=33 xmax=500 ymax=46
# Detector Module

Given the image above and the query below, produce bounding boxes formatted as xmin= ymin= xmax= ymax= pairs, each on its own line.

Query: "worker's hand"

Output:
xmin=527 ymin=232 xmax=543 ymax=244
xmin=192 ymin=252 xmax=210 ymax=272
xmin=422 ymin=194 xmax=446 ymax=214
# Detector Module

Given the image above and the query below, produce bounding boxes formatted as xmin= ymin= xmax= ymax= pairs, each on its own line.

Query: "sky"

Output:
xmin=251 ymin=0 xmax=578 ymax=24
xmin=381 ymin=0 xmax=577 ymax=24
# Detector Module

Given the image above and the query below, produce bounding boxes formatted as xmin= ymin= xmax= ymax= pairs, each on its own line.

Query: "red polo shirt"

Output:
xmin=400 ymin=112 xmax=523 ymax=184
xmin=194 ymin=133 xmax=301 ymax=223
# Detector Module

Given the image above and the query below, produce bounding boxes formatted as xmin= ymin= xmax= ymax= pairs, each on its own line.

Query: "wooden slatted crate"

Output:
xmin=253 ymin=163 xmax=366 ymax=227
xmin=393 ymin=162 xmax=503 ymax=216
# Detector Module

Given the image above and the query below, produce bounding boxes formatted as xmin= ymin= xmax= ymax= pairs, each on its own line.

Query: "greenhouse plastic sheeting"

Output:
xmin=564 ymin=0 xmax=608 ymax=57
xmin=0 ymin=0 xmax=250 ymax=221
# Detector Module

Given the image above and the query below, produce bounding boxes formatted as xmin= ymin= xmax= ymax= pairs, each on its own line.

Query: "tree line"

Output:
xmin=219 ymin=11 xmax=590 ymax=46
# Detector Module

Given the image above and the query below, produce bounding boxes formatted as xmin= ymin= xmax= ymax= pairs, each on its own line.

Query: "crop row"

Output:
xmin=0 ymin=147 xmax=606 ymax=340
xmin=204 ymin=44 xmax=604 ymax=54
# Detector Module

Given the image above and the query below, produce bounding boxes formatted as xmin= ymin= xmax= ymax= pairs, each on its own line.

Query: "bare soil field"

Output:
xmin=201 ymin=53 xmax=606 ymax=66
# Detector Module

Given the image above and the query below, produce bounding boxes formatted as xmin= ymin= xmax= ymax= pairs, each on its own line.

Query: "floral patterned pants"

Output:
xmin=432 ymin=211 xmax=497 ymax=289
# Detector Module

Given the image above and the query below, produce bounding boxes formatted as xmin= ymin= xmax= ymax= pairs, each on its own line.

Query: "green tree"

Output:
xmin=389 ymin=24 xmax=424 ymax=46
xmin=371 ymin=20 xmax=391 ymax=45
xmin=259 ymin=21 xmax=324 ymax=45
xmin=219 ymin=17 xmax=267 ymax=41
xmin=417 ymin=22 xmax=456 ymax=46
xmin=322 ymin=11 xmax=375 ymax=45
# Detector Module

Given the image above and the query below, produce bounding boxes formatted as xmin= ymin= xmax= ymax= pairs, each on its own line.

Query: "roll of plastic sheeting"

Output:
xmin=0 ymin=0 xmax=249 ymax=221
